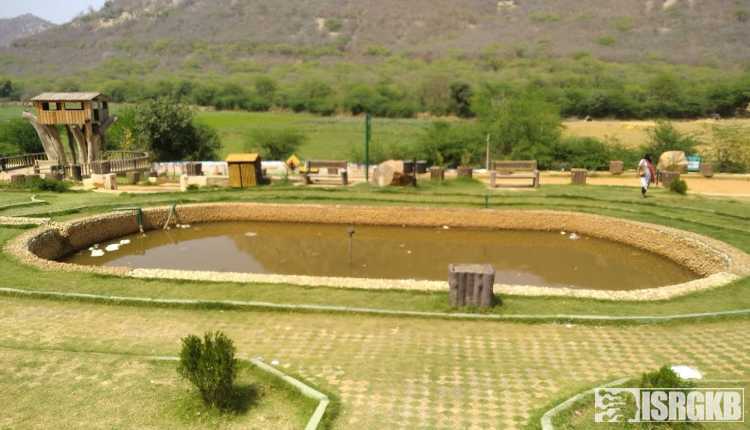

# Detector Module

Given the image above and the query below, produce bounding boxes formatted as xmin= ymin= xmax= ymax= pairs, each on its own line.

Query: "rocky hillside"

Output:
xmin=2 ymin=0 xmax=750 ymax=75
xmin=0 ymin=14 xmax=55 ymax=48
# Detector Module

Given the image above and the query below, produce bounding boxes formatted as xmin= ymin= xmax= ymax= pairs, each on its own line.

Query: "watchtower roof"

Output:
xmin=30 ymin=92 xmax=106 ymax=102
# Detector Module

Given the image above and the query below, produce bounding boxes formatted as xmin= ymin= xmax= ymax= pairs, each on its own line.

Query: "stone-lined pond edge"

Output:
xmin=6 ymin=203 xmax=750 ymax=302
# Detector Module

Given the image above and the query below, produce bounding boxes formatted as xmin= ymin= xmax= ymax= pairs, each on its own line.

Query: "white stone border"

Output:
xmin=153 ymin=356 xmax=331 ymax=430
xmin=540 ymin=378 xmax=630 ymax=430
xmin=7 ymin=202 xmax=750 ymax=302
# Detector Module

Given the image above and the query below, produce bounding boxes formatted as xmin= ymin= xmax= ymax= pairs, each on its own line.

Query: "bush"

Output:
xmin=709 ymin=124 xmax=750 ymax=173
xmin=552 ymin=137 xmax=611 ymax=170
xmin=415 ymin=121 xmax=484 ymax=167
xmin=0 ymin=118 xmax=42 ymax=154
xmin=8 ymin=177 xmax=70 ymax=193
xmin=669 ymin=178 xmax=688 ymax=195
xmin=178 ymin=332 xmax=238 ymax=410
xmin=641 ymin=121 xmax=700 ymax=159
xmin=246 ymin=128 xmax=306 ymax=161
xmin=639 ymin=366 xmax=694 ymax=390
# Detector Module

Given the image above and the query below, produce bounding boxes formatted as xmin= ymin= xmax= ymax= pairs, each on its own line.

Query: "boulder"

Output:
xmin=658 ymin=151 xmax=689 ymax=173
xmin=370 ymin=160 xmax=404 ymax=187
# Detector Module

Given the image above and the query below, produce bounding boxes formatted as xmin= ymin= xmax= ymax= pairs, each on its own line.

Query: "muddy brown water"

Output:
xmin=63 ymin=222 xmax=698 ymax=290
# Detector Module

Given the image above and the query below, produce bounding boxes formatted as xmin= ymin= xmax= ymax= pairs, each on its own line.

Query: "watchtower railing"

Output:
xmin=78 ymin=151 xmax=151 ymax=177
xmin=0 ymin=153 xmax=48 ymax=172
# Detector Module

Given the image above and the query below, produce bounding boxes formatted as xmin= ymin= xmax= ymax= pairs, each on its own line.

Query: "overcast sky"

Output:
xmin=0 ymin=0 xmax=107 ymax=24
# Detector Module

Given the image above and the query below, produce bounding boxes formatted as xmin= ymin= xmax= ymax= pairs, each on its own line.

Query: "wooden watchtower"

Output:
xmin=24 ymin=92 xmax=117 ymax=168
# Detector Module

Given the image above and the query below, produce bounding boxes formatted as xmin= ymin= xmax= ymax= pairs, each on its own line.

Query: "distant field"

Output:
xmin=194 ymin=111 xmax=431 ymax=159
xmin=3 ymin=105 xmax=749 ymax=160
xmin=563 ymin=118 xmax=750 ymax=149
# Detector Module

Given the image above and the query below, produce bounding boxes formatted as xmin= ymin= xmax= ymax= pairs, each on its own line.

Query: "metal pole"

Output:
xmin=485 ymin=133 xmax=491 ymax=171
xmin=365 ymin=113 xmax=371 ymax=182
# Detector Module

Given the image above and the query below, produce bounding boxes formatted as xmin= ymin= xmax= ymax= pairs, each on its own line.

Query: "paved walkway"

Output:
xmin=0 ymin=298 xmax=748 ymax=429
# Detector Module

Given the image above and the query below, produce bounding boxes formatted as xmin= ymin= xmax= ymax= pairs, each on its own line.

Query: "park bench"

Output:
xmin=301 ymin=160 xmax=349 ymax=185
xmin=489 ymin=160 xmax=540 ymax=188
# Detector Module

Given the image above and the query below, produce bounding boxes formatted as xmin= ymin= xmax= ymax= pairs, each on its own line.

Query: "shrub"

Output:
xmin=552 ymin=137 xmax=611 ymax=170
xmin=641 ymin=121 xmax=700 ymax=159
xmin=639 ymin=366 xmax=693 ymax=390
xmin=669 ymin=178 xmax=688 ymax=195
xmin=709 ymin=124 xmax=750 ymax=173
xmin=8 ymin=177 xmax=71 ymax=193
xmin=0 ymin=118 xmax=43 ymax=154
xmin=596 ymin=36 xmax=616 ymax=46
xmin=246 ymin=128 xmax=306 ymax=161
xmin=415 ymin=121 xmax=484 ymax=167
xmin=178 ymin=331 xmax=238 ymax=410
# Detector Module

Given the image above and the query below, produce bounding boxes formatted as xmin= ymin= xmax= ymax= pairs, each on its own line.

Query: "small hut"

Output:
xmin=226 ymin=153 xmax=264 ymax=188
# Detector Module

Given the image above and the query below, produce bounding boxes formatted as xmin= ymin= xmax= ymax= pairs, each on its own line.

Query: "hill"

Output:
xmin=1 ymin=0 xmax=750 ymax=77
xmin=0 ymin=14 xmax=55 ymax=48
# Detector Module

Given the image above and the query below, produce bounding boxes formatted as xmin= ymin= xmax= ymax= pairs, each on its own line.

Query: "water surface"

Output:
xmin=64 ymin=222 xmax=698 ymax=290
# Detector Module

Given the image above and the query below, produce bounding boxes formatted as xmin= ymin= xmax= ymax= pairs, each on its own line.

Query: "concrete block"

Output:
xmin=102 ymin=173 xmax=118 ymax=191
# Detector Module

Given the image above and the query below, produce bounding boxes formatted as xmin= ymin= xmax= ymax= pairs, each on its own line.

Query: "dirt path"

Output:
xmin=0 ymin=298 xmax=747 ymax=429
xmin=540 ymin=174 xmax=750 ymax=197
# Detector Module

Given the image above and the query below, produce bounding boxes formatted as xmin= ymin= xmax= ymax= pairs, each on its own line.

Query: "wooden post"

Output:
xmin=430 ymin=167 xmax=444 ymax=182
xmin=448 ymin=264 xmax=496 ymax=308
xmin=571 ymin=168 xmax=587 ymax=185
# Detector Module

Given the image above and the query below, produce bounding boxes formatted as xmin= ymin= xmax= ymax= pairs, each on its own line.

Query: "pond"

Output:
xmin=63 ymin=221 xmax=698 ymax=290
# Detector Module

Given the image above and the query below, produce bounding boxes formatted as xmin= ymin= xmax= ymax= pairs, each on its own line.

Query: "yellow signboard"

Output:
xmin=286 ymin=154 xmax=301 ymax=170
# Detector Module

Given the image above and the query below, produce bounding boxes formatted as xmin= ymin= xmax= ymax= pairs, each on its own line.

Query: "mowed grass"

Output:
xmin=538 ymin=379 xmax=750 ymax=430
xmin=0 ymin=347 xmax=316 ymax=429
xmin=194 ymin=110 xmax=431 ymax=159
xmin=1 ymin=181 xmax=750 ymax=319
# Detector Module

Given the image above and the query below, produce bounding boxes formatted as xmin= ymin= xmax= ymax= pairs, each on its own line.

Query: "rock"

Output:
xmin=371 ymin=160 xmax=404 ymax=187
xmin=658 ymin=151 xmax=689 ymax=173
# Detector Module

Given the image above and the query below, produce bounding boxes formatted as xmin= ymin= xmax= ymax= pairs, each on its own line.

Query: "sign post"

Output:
xmin=365 ymin=113 xmax=371 ymax=182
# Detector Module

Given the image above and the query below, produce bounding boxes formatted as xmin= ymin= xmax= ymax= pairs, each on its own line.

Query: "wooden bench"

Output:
xmin=301 ymin=160 xmax=349 ymax=185
xmin=489 ymin=160 xmax=540 ymax=188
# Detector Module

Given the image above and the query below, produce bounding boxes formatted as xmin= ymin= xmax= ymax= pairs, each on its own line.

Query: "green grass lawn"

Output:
xmin=0 ymin=347 xmax=316 ymax=429
xmin=535 ymin=379 xmax=750 ymax=430
xmin=2 ymin=180 xmax=750 ymax=320
xmin=194 ymin=110 xmax=431 ymax=159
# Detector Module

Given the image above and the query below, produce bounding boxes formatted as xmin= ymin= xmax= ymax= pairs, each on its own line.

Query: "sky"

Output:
xmin=0 ymin=0 xmax=107 ymax=24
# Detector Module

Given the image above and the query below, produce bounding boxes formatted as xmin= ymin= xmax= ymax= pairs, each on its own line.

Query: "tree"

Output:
xmin=475 ymin=88 xmax=562 ymax=168
xmin=449 ymin=81 xmax=474 ymax=118
xmin=0 ymin=118 xmax=43 ymax=154
xmin=0 ymin=80 xmax=13 ymax=98
xmin=642 ymin=121 xmax=699 ymax=158
xmin=133 ymin=99 xmax=222 ymax=161
xmin=245 ymin=128 xmax=306 ymax=161
xmin=416 ymin=121 xmax=484 ymax=166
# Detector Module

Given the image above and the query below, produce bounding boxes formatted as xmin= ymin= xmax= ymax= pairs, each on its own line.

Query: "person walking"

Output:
xmin=637 ymin=154 xmax=656 ymax=198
